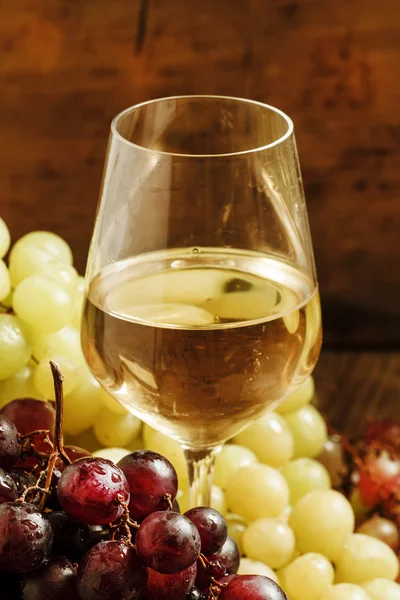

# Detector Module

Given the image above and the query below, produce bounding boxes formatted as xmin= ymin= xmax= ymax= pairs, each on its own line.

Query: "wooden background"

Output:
xmin=0 ymin=0 xmax=399 ymax=349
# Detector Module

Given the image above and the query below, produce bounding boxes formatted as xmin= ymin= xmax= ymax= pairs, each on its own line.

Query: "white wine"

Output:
xmin=82 ymin=248 xmax=321 ymax=447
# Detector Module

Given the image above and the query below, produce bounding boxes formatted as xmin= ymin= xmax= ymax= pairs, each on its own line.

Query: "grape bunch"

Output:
xmin=0 ymin=366 xmax=286 ymax=600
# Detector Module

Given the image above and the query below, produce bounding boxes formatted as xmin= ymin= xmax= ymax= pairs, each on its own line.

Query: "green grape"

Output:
xmin=10 ymin=242 xmax=78 ymax=291
xmin=289 ymin=489 xmax=355 ymax=561
xmin=320 ymin=584 xmax=372 ymax=600
xmin=0 ymin=259 xmax=11 ymax=301
xmin=93 ymin=447 xmax=131 ymax=463
xmin=94 ymin=408 xmax=142 ymax=448
xmin=9 ymin=245 xmax=54 ymax=287
xmin=238 ymin=558 xmax=278 ymax=582
xmin=281 ymin=458 xmax=331 ymax=505
xmin=283 ymin=553 xmax=334 ymax=600
xmin=0 ymin=314 xmax=32 ymax=379
xmin=144 ymin=424 xmax=188 ymax=488
xmin=226 ymin=463 xmax=289 ymax=522
xmin=243 ymin=517 xmax=296 ymax=569
xmin=13 ymin=276 xmax=74 ymax=333
xmin=32 ymin=325 xmax=85 ymax=364
xmin=335 ymin=533 xmax=399 ymax=584
xmin=34 ymin=354 xmax=80 ymax=399
xmin=214 ymin=444 xmax=258 ymax=489
xmin=10 ymin=230 xmax=73 ymax=265
xmin=0 ymin=364 xmax=42 ymax=408
xmin=63 ymin=370 xmax=102 ymax=436
xmin=101 ymin=388 xmax=128 ymax=415
xmin=226 ymin=513 xmax=247 ymax=555
xmin=362 ymin=578 xmax=400 ymax=600
xmin=276 ymin=376 xmax=315 ymax=414
xmin=0 ymin=218 xmax=11 ymax=258
xmin=285 ymin=404 xmax=328 ymax=458
xmin=233 ymin=412 xmax=294 ymax=468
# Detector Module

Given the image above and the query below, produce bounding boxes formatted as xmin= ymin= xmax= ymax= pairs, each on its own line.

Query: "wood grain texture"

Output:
xmin=0 ymin=0 xmax=399 ymax=347
xmin=315 ymin=351 xmax=400 ymax=435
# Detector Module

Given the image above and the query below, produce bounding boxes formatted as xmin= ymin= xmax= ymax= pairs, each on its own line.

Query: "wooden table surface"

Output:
xmin=315 ymin=351 xmax=400 ymax=435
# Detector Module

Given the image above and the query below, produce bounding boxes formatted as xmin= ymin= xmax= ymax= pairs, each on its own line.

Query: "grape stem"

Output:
xmin=110 ymin=496 xmax=140 ymax=544
xmin=198 ymin=554 xmax=227 ymax=600
xmin=50 ymin=360 xmax=71 ymax=466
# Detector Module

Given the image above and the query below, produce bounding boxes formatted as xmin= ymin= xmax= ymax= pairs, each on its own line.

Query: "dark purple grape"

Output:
xmin=57 ymin=457 xmax=130 ymax=524
xmin=87 ymin=524 xmax=111 ymax=548
xmin=1 ymin=398 xmax=55 ymax=460
xmin=146 ymin=563 xmax=197 ymax=600
xmin=187 ymin=587 xmax=206 ymax=600
xmin=118 ymin=450 xmax=178 ymax=521
xmin=0 ymin=468 xmax=18 ymax=503
xmin=64 ymin=445 xmax=91 ymax=462
xmin=20 ymin=556 xmax=78 ymax=600
xmin=207 ymin=536 xmax=240 ymax=578
xmin=184 ymin=507 xmax=228 ymax=555
xmin=0 ymin=502 xmax=53 ymax=573
xmin=0 ymin=414 xmax=21 ymax=471
xmin=219 ymin=575 xmax=288 ymax=599
xmin=47 ymin=447 xmax=92 ymax=511
xmin=10 ymin=470 xmax=36 ymax=496
xmin=1 ymin=398 xmax=55 ymax=436
xmin=136 ymin=511 xmax=201 ymax=574
xmin=49 ymin=511 xmax=90 ymax=562
xmin=77 ymin=540 xmax=147 ymax=600
xmin=196 ymin=537 xmax=240 ymax=592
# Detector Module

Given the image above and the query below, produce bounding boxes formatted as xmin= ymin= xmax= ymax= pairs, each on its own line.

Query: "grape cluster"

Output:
xmin=0 ymin=397 xmax=286 ymax=600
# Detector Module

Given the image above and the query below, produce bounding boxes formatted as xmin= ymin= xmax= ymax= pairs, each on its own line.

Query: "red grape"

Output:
xmin=64 ymin=445 xmax=91 ymax=462
xmin=47 ymin=447 xmax=91 ymax=510
xmin=1 ymin=398 xmax=56 ymax=459
xmin=146 ymin=563 xmax=197 ymax=600
xmin=118 ymin=450 xmax=178 ymax=521
xmin=77 ymin=540 xmax=147 ymax=600
xmin=0 ymin=502 xmax=53 ymax=573
xmin=0 ymin=414 xmax=21 ymax=471
xmin=49 ymin=511 xmax=90 ymax=561
xmin=196 ymin=536 xmax=240 ymax=593
xmin=10 ymin=469 xmax=36 ymax=496
xmin=358 ymin=450 xmax=400 ymax=507
xmin=0 ymin=468 xmax=18 ymax=503
xmin=57 ymin=457 xmax=130 ymax=524
xmin=219 ymin=575 xmax=288 ymax=599
xmin=1 ymin=398 xmax=55 ymax=436
xmin=207 ymin=536 xmax=240 ymax=578
xmin=20 ymin=556 xmax=78 ymax=600
xmin=136 ymin=511 xmax=201 ymax=574
xmin=184 ymin=507 xmax=228 ymax=555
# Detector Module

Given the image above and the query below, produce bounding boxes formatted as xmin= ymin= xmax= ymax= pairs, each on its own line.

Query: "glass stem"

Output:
xmin=183 ymin=446 xmax=223 ymax=509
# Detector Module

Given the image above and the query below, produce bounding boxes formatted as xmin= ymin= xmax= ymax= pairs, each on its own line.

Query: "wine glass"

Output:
xmin=81 ymin=96 xmax=322 ymax=508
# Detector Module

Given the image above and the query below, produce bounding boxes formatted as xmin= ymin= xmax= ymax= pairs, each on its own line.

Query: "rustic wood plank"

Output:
xmin=0 ymin=0 xmax=399 ymax=346
xmin=314 ymin=351 xmax=400 ymax=435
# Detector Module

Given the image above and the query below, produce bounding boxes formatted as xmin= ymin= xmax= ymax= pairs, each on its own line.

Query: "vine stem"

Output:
xmin=50 ymin=360 xmax=70 ymax=466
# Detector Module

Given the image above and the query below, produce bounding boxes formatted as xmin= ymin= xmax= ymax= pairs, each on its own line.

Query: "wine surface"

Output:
xmin=82 ymin=248 xmax=321 ymax=446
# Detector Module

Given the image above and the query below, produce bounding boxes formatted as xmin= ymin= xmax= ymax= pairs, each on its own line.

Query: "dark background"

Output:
xmin=0 ymin=0 xmax=399 ymax=349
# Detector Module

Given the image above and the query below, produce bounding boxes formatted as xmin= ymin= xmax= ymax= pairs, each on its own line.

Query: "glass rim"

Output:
xmin=111 ymin=95 xmax=294 ymax=158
